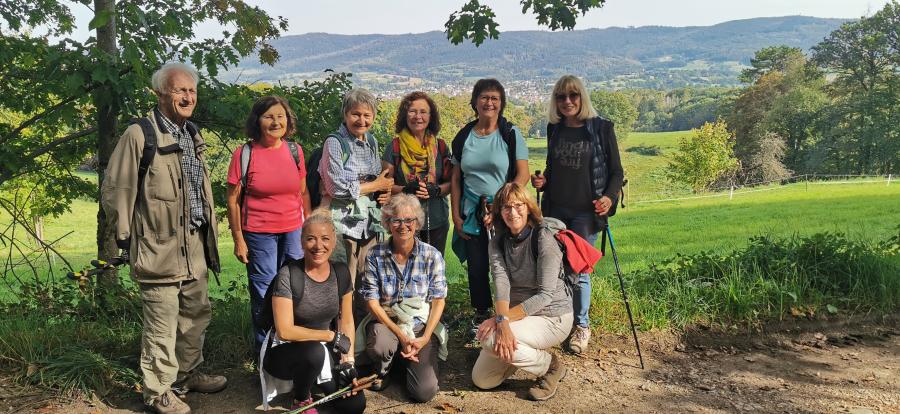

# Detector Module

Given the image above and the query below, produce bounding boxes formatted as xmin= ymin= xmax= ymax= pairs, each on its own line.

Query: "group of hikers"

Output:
xmin=101 ymin=62 xmax=623 ymax=414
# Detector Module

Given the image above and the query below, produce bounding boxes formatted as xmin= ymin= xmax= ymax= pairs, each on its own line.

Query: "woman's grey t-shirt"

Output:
xmin=489 ymin=226 xmax=572 ymax=317
xmin=272 ymin=263 xmax=350 ymax=330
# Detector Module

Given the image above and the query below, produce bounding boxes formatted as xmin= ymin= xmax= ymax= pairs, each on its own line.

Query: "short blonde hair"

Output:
xmin=491 ymin=183 xmax=543 ymax=236
xmin=547 ymin=75 xmax=597 ymax=124
xmin=302 ymin=208 xmax=335 ymax=237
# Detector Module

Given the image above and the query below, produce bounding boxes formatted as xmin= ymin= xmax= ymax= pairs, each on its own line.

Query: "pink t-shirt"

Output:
xmin=227 ymin=140 xmax=307 ymax=233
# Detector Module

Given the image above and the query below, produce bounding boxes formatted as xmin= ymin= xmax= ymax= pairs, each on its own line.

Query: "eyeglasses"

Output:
xmin=555 ymin=92 xmax=580 ymax=102
xmin=386 ymin=217 xmax=417 ymax=226
xmin=478 ymin=95 xmax=501 ymax=103
xmin=407 ymin=109 xmax=430 ymax=117
xmin=170 ymin=88 xmax=197 ymax=97
xmin=501 ymin=202 xmax=527 ymax=214
xmin=261 ymin=114 xmax=286 ymax=121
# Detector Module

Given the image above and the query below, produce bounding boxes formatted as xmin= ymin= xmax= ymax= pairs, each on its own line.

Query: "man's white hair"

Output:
xmin=151 ymin=62 xmax=200 ymax=94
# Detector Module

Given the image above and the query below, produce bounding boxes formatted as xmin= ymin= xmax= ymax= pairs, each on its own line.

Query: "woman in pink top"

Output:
xmin=225 ymin=95 xmax=311 ymax=353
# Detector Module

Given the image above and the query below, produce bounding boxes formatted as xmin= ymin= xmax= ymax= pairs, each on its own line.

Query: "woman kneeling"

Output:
xmin=356 ymin=194 xmax=448 ymax=402
xmin=472 ymin=183 xmax=573 ymax=401
xmin=262 ymin=212 xmax=365 ymax=413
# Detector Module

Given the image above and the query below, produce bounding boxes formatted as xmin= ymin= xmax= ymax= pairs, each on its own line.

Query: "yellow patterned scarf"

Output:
xmin=398 ymin=128 xmax=437 ymax=184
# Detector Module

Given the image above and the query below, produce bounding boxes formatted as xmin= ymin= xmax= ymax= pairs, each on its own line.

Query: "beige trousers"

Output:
xmin=138 ymin=227 xmax=211 ymax=403
xmin=471 ymin=312 xmax=573 ymax=390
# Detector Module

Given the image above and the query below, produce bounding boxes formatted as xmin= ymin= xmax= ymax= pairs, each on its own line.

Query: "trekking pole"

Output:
xmin=604 ymin=225 xmax=644 ymax=369
xmin=421 ymin=158 xmax=431 ymax=246
xmin=534 ymin=169 xmax=542 ymax=205
xmin=285 ymin=374 xmax=379 ymax=413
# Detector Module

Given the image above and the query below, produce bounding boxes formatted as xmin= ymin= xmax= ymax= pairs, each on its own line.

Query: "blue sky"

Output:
xmin=62 ymin=0 xmax=889 ymax=40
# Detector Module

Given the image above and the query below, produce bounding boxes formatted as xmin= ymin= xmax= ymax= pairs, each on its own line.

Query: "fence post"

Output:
xmin=729 ymin=184 xmax=734 ymax=200
xmin=888 ymin=174 xmax=892 ymax=186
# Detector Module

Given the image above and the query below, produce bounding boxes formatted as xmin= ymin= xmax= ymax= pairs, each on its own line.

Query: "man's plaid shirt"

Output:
xmin=359 ymin=238 xmax=448 ymax=306
xmin=156 ymin=108 xmax=206 ymax=229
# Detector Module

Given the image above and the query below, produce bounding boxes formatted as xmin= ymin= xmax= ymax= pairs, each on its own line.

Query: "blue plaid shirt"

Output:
xmin=360 ymin=238 xmax=448 ymax=306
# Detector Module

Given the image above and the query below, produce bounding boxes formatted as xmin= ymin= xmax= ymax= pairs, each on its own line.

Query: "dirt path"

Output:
xmin=9 ymin=315 xmax=899 ymax=414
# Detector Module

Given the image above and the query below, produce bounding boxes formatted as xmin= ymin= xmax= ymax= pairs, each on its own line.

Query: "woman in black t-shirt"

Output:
xmin=262 ymin=211 xmax=365 ymax=413
xmin=530 ymin=75 xmax=624 ymax=355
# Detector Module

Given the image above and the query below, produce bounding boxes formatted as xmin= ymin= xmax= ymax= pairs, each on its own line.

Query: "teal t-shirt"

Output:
xmin=457 ymin=126 xmax=528 ymax=197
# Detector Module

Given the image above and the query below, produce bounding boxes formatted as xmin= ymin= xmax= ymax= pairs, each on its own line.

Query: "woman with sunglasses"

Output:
xmin=356 ymin=194 xmax=448 ymax=402
xmin=530 ymin=75 xmax=624 ymax=354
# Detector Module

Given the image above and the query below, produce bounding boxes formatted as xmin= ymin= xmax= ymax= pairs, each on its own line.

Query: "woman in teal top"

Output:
xmin=450 ymin=78 xmax=530 ymax=335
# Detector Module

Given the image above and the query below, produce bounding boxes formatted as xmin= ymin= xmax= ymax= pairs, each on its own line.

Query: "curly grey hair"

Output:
xmin=341 ymin=88 xmax=378 ymax=116
xmin=381 ymin=194 xmax=425 ymax=228
xmin=151 ymin=62 xmax=200 ymax=94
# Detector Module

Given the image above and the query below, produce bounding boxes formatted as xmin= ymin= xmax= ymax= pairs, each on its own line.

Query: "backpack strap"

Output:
xmin=497 ymin=116 xmax=518 ymax=183
xmin=240 ymin=142 xmax=252 ymax=191
xmin=286 ymin=141 xmax=301 ymax=167
xmin=332 ymin=262 xmax=351 ymax=322
xmin=133 ymin=117 xmax=157 ymax=207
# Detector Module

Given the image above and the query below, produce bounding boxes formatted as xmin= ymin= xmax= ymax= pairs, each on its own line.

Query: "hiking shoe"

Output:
xmin=172 ymin=371 xmax=227 ymax=395
xmin=369 ymin=375 xmax=390 ymax=391
xmin=289 ymin=397 xmax=317 ymax=414
xmin=568 ymin=325 xmax=591 ymax=354
xmin=148 ymin=390 xmax=191 ymax=414
xmin=528 ymin=353 xmax=567 ymax=401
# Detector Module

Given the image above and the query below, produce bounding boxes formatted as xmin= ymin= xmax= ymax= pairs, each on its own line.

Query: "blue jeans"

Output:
xmin=546 ymin=206 xmax=599 ymax=328
xmin=245 ymin=229 xmax=303 ymax=351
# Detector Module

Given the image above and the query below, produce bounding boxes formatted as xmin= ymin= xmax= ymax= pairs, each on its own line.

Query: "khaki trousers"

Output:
xmin=471 ymin=312 xmax=573 ymax=390
xmin=138 ymin=227 xmax=211 ymax=403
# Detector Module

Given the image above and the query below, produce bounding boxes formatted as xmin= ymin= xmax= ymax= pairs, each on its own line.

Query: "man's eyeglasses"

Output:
xmin=555 ymin=92 xmax=580 ymax=102
xmin=386 ymin=217 xmax=417 ymax=226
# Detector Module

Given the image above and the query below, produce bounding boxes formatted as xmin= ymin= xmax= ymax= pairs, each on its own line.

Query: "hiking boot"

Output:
xmin=172 ymin=371 xmax=227 ymax=395
xmin=289 ymin=397 xmax=317 ymax=414
xmin=147 ymin=390 xmax=191 ymax=414
xmin=369 ymin=375 xmax=390 ymax=391
xmin=528 ymin=353 xmax=567 ymax=401
xmin=568 ymin=325 xmax=591 ymax=354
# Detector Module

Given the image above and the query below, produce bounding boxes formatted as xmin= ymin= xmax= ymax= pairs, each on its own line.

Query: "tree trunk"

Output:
xmin=94 ymin=0 xmax=121 ymax=287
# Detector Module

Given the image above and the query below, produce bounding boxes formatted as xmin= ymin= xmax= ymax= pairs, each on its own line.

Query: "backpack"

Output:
xmin=132 ymin=115 xmax=199 ymax=205
xmin=305 ymin=133 xmax=379 ymax=209
xmin=389 ymin=137 xmax=452 ymax=185
xmin=255 ymin=259 xmax=352 ymax=337
xmin=237 ymin=140 xmax=302 ymax=220
xmin=499 ymin=217 xmax=588 ymax=289
xmin=451 ymin=116 xmax=518 ymax=184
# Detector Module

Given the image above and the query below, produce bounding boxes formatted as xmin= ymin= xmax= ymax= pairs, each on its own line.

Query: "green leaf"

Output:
xmin=826 ymin=304 xmax=838 ymax=314
xmin=88 ymin=10 xmax=114 ymax=30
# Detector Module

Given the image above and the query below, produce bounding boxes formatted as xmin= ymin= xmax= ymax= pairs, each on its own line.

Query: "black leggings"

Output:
xmin=263 ymin=341 xmax=366 ymax=414
xmin=463 ymin=228 xmax=492 ymax=313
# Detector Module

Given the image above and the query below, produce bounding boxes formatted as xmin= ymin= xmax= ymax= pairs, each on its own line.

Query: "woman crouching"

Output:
xmin=262 ymin=211 xmax=365 ymax=413
xmin=471 ymin=183 xmax=573 ymax=401
xmin=356 ymin=194 xmax=448 ymax=402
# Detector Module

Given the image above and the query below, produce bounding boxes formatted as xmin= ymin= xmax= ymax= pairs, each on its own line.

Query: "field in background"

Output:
xmin=4 ymin=132 xmax=896 ymax=298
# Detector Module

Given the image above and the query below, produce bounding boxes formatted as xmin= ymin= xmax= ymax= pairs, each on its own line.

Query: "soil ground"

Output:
xmin=4 ymin=314 xmax=898 ymax=414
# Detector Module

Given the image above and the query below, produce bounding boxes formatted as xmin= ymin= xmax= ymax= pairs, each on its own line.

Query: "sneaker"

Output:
xmin=568 ymin=325 xmax=592 ymax=354
xmin=172 ymin=371 xmax=227 ymax=395
xmin=148 ymin=390 xmax=191 ymax=414
xmin=528 ymin=353 xmax=567 ymax=401
xmin=467 ymin=310 xmax=491 ymax=345
xmin=289 ymin=397 xmax=317 ymax=414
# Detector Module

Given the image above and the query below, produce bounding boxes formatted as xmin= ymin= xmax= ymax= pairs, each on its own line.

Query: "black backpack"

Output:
xmin=305 ymin=133 xmax=378 ymax=209
xmin=132 ymin=115 xmax=199 ymax=205
xmin=498 ymin=217 xmax=582 ymax=289
xmin=255 ymin=259 xmax=352 ymax=335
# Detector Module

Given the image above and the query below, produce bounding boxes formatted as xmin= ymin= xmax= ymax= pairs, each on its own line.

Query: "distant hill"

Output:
xmin=228 ymin=16 xmax=848 ymax=96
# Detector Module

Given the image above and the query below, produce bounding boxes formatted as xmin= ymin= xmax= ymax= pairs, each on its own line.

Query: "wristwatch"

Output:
xmin=495 ymin=314 xmax=509 ymax=324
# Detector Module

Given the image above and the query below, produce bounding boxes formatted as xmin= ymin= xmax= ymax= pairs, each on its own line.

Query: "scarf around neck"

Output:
xmin=398 ymin=128 xmax=437 ymax=184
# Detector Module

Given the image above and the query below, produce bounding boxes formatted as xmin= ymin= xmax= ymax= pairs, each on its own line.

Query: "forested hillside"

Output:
xmin=230 ymin=16 xmax=847 ymax=93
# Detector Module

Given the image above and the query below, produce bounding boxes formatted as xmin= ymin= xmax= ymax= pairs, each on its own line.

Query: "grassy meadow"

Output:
xmin=2 ymin=132 xmax=898 ymax=315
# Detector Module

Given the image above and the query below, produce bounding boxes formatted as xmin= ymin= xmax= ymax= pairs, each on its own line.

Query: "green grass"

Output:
xmin=1 ymin=131 xmax=898 ymax=395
